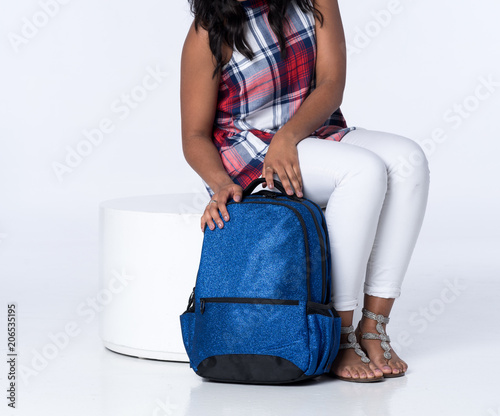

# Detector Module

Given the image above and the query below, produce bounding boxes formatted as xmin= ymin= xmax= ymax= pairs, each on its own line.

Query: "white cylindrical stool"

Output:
xmin=99 ymin=193 xmax=207 ymax=361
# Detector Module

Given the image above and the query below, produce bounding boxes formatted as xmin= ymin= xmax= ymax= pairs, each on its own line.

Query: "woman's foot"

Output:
xmin=330 ymin=326 xmax=384 ymax=382
xmin=358 ymin=310 xmax=408 ymax=377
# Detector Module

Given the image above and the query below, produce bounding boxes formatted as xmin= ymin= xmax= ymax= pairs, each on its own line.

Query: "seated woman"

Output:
xmin=180 ymin=0 xmax=430 ymax=382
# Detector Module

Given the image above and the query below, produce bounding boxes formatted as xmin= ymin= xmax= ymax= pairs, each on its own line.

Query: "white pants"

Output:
xmin=260 ymin=127 xmax=430 ymax=311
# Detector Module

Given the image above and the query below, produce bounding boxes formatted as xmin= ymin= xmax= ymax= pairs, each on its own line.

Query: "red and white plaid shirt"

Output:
xmin=205 ymin=0 xmax=355 ymax=196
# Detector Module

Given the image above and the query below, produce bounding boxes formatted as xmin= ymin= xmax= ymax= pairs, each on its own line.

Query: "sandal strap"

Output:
xmin=340 ymin=325 xmax=355 ymax=335
xmin=362 ymin=308 xmax=390 ymax=324
xmin=361 ymin=309 xmax=392 ymax=360
xmin=362 ymin=332 xmax=391 ymax=342
xmin=339 ymin=325 xmax=370 ymax=364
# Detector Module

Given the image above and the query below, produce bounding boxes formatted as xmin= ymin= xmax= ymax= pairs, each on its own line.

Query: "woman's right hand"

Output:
xmin=201 ymin=183 xmax=244 ymax=232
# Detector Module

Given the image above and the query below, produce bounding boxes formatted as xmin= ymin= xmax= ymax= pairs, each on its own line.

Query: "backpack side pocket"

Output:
xmin=180 ymin=311 xmax=195 ymax=364
xmin=306 ymin=302 xmax=341 ymax=375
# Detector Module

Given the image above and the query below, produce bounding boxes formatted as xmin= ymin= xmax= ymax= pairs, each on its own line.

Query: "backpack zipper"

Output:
xmin=185 ymin=287 xmax=195 ymax=313
xmin=268 ymin=195 xmax=328 ymax=304
xmin=200 ymin=297 xmax=300 ymax=314
xmin=308 ymin=200 xmax=332 ymax=304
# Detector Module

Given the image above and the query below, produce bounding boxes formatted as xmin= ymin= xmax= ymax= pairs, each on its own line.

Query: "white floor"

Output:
xmin=1 ymin=236 xmax=499 ymax=416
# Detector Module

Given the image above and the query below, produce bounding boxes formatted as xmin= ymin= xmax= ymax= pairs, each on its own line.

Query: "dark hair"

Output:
xmin=188 ymin=0 xmax=323 ymax=77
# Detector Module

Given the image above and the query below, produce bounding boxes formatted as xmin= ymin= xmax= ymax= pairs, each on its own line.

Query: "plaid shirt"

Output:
xmin=205 ymin=0 xmax=355 ymax=196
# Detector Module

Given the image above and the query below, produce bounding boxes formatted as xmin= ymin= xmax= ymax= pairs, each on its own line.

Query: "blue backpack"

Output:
xmin=180 ymin=178 xmax=341 ymax=384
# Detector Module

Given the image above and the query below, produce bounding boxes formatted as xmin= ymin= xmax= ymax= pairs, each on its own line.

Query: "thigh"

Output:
xmin=295 ymin=136 xmax=386 ymax=208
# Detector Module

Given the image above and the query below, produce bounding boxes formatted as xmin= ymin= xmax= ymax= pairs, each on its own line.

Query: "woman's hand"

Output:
xmin=201 ymin=182 xmax=244 ymax=232
xmin=262 ymin=134 xmax=304 ymax=197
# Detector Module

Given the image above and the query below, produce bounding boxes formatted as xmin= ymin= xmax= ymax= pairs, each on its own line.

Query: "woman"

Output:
xmin=180 ymin=0 xmax=430 ymax=382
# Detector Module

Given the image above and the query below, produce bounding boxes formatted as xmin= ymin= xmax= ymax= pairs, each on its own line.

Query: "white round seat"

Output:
xmin=98 ymin=193 xmax=207 ymax=361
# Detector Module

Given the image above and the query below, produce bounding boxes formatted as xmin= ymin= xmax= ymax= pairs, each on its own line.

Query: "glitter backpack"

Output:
xmin=180 ymin=178 xmax=341 ymax=384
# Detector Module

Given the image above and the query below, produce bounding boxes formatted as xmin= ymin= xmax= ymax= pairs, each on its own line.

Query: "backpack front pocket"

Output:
xmin=192 ymin=297 xmax=310 ymax=383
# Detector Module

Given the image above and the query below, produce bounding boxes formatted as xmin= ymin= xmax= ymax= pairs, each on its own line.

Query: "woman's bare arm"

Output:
xmin=181 ymin=22 xmax=233 ymax=193
xmin=181 ymin=23 xmax=243 ymax=231
xmin=262 ymin=0 xmax=347 ymax=193
xmin=274 ymin=0 xmax=347 ymax=145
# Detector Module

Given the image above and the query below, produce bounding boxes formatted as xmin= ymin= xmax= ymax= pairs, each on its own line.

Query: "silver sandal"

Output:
xmin=360 ymin=308 xmax=405 ymax=378
xmin=332 ymin=325 xmax=384 ymax=383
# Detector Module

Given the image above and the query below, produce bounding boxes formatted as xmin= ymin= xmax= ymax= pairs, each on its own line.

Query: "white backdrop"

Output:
xmin=1 ymin=0 xmax=499 ymax=246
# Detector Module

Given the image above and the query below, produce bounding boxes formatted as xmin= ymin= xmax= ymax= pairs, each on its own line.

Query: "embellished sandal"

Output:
xmin=360 ymin=308 xmax=405 ymax=378
xmin=331 ymin=325 xmax=384 ymax=383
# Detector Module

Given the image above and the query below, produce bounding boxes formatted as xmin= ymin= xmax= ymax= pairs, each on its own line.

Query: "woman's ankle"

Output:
xmin=359 ymin=316 xmax=386 ymax=333
xmin=337 ymin=310 xmax=355 ymax=328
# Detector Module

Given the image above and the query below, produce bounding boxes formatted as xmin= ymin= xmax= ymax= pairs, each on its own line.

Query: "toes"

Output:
xmin=389 ymin=362 xmax=399 ymax=373
xmin=355 ymin=364 xmax=380 ymax=379
xmin=369 ymin=362 xmax=384 ymax=378
xmin=390 ymin=359 xmax=406 ymax=374
xmin=341 ymin=369 xmax=352 ymax=379
xmin=373 ymin=358 xmax=392 ymax=374
xmin=337 ymin=363 xmax=379 ymax=380
xmin=383 ymin=366 xmax=393 ymax=375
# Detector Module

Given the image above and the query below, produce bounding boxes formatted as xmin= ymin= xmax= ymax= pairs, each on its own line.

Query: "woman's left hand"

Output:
xmin=262 ymin=134 xmax=304 ymax=197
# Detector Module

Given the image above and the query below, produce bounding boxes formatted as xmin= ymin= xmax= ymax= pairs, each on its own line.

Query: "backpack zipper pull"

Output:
xmin=200 ymin=299 xmax=205 ymax=314
xmin=186 ymin=287 xmax=195 ymax=312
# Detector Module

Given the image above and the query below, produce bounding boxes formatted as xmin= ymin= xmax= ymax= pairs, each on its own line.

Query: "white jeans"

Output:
xmin=259 ymin=127 xmax=430 ymax=311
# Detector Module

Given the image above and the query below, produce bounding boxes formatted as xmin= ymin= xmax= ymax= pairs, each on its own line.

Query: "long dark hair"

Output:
xmin=188 ymin=0 xmax=323 ymax=77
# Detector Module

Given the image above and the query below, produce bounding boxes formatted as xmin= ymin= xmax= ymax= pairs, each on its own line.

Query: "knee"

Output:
xmin=349 ymin=151 xmax=388 ymax=193
xmin=388 ymin=138 xmax=430 ymax=187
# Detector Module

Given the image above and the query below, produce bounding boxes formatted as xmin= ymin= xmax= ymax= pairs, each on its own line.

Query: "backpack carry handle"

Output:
xmin=242 ymin=177 xmax=289 ymax=197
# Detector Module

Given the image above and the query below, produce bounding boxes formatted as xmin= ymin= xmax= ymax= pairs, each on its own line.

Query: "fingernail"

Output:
xmin=269 ymin=183 xmax=274 ymax=189
xmin=218 ymin=222 xmax=223 ymax=228
xmin=209 ymin=224 xmax=214 ymax=230
xmin=224 ymin=215 xmax=229 ymax=221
